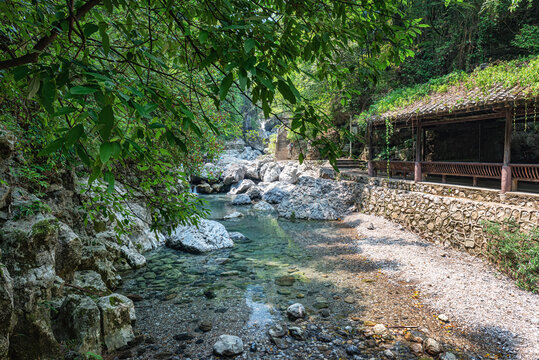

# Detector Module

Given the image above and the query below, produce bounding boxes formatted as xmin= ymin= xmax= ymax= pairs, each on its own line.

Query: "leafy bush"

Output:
xmin=483 ymin=220 xmax=539 ymax=293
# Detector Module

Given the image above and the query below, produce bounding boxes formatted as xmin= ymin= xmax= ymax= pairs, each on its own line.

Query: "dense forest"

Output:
xmin=0 ymin=0 xmax=538 ymax=230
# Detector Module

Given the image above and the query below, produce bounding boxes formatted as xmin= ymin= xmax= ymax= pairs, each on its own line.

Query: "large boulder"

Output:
xmin=97 ymin=294 xmax=135 ymax=351
xmin=245 ymin=186 xmax=262 ymax=200
xmin=277 ymin=177 xmax=359 ymax=220
xmin=53 ymin=294 xmax=102 ymax=354
xmin=244 ymin=163 xmax=260 ymax=180
xmin=279 ymin=165 xmax=299 ymax=184
xmin=55 ymin=222 xmax=82 ymax=281
xmin=252 ymin=201 xmax=276 ymax=213
xmin=262 ymin=163 xmax=283 ymax=183
xmin=0 ymin=260 xmax=15 ymax=359
xmin=229 ymin=179 xmax=255 ymax=195
xmin=166 ymin=219 xmax=233 ymax=253
xmin=232 ymin=194 xmax=251 ymax=205
xmin=262 ymin=185 xmax=290 ymax=204
xmin=72 ymin=270 xmax=109 ymax=295
xmin=0 ymin=216 xmax=61 ymax=359
xmin=222 ymin=164 xmax=246 ymax=185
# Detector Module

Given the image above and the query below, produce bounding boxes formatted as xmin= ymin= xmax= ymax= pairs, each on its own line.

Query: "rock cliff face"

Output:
xmin=0 ymin=131 xmax=147 ymax=359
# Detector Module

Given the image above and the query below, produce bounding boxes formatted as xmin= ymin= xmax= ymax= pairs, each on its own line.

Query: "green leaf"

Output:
xmin=39 ymin=138 xmax=64 ymax=156
xmin=219 ymin=73 xmax=234 ymax=101
xmin=99 ymin=141 xmax=121 ymax=163
xmin=103 ymin=0 xmax=113 ymax=13
xmin=65 ymin=124 xmax=84 ymax=148
xmin=256 ymin=74 xmax=275 ymax=91
xmin=53 ymin=107 xmax=77 ymax=116
xmin=244 ymin=38 xmax=256 ymax=53
xmin=238 ymin=68 xmax=248 ymax=90
xmin=199 ymin=30 xmax=209 ymax=43
xmin=277 ymin=80 xmax=296 ymax=104
xmin=27 ymin=76 xmax=40 ymax=99
xmin=70 ymin=86 xmax=97 ymax=95
xmin=83 ymin=23 xmax=99 ymax=37
xmin=40 ymin=79 xmax=56 ymax=113
xmin=99 ymin=22 xmax=110 ymax=56
xmin=98 ymin=105 xmax=114 ymax=140
xmin=75 ymin=144 xmax=90 ymax=166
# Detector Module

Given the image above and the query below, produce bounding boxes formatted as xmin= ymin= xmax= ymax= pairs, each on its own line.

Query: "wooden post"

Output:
xmin=473 ymin=177 xmax=478 ymax=187
xmin=501 ymin=108 xmax=512 ymax=193
xmin=367 ymin=122 xmax=374 ymax=177
xmin=442 ymin=174 xmax=447 ymax=183
xmin=414 ymin=120 xmax=422 ymax=182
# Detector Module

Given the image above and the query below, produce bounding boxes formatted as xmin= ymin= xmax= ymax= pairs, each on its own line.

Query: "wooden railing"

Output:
xmin=366 ymin=161 xmax=538 ymax=190
xmin=371 ymin=161 xmax=415 ymax=177
xmin=511 ymin=164 xmax=539 ymax=183
xmin=421 ymin=162 xmax=502 ymax=179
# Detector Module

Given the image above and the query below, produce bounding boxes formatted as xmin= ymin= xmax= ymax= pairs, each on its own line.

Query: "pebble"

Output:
xmin=275 ymin=275 xmax=295 ymax=286
xmin=424 ymin=338 xmax=443 ymax=355
xmin=440 ymin=352 xmax=458 ymax=360
xmin=373 ymin=323 xmax=388 ymax=335
xmin=199 ymin=321 xmax=212 ymax=332
xmin=287 ymin=303 xmax=306 ymax=320
xmin=213 ymin=335 xmax=243 ymax=356
xmin=438 ymin=314 xmax=449 ymax=322
xmin=289 ymin=326 xmax=304 ymax=340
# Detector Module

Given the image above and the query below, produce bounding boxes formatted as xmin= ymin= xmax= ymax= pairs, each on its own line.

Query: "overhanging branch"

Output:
xmin=0 ymin=0 xmax=101 ymax=71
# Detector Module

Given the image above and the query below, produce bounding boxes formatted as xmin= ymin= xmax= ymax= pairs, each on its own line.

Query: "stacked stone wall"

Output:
xmin=343 ymin=173 xmax=538 ymax=256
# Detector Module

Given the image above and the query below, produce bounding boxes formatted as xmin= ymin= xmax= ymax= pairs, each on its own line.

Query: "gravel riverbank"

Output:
xmin=343 ymin=213 xmax=539 ymax=360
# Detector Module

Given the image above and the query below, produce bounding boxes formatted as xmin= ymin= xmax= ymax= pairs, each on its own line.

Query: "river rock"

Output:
xmin=277 ymin=176 xmax=359 ymax=220
xmin=268 ymin=324 xmax=288 ymax=338
xmin=229 ymin=232 xmax=247 ymax=241
xmin=252 ymin=200 xmax=275 ymax=212
xmin=222 ymin=164 xmax=246 ymax=185
xmin=262 ymin=186 xmax=289 ymax=204
xmin=244 ymin=163 xmax=260 ymax=180
xmin=120 ymin=245 xmax=147 ymax=269
xmin=424 ymin=338 xmax=443 ymax=355
xmin=229 ymin=179 xmax=255 ymax=195
xmin=232 ymin=194 xmax=251 ymax=205
xmin=440 ymin=352 xmax=458 ymax=360
xmin=275 ymin=275 xmax=295 ymax=286
xmin=287 ymin=303 xmax=305 ymax=320
xmin=196 ymin=182 xmax=213 ymax=194
xmin=289 ymin=326 xmax=304 ymax=340
xmin=245 ymin=186 xmax=262 ymax=200
xmin=262 ymin=163 xmax=283 ymax=182
xmin=213 ymin=335 xmax=244 ymax=356
xmin=224 ymin=211 xmax=243 ymax=219
xmin=97 ymin=294 xmax=135 ymax=351
xmin=166 ymin=219 xmax=233 ymax=253
xmin=279 ymin=165 xmax=299 ymax=184
xmin=373 ymin=323 xmax=388 ymax=335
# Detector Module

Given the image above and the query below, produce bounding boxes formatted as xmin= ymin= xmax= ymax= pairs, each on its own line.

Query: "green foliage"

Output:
xmin=0 ymin=0 xmax=422 ymax=230
xmin=483 ymin=220 xmax=539 ymax=293
xmin=13 ymin=200 xmax=52 ymax=221
xmin=84 ymin=352 xmax=103 ymax=360
xmin=512 ymin=24 xmax=539 ymax=53
xmin=360 ymin=56 xmax=539 ymax=120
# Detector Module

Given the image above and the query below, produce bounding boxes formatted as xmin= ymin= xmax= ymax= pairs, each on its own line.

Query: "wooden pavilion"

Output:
xmin=365 ymin=85 xmax=539 ymax=193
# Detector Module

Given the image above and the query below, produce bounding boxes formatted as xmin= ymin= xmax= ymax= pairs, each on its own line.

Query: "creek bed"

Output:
xmin=118 ymin=195 xmax=496 ymax=360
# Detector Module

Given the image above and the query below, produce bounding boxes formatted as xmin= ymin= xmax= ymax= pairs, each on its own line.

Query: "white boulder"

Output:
xmin=166 ymin=219 xmax=233 ymax=253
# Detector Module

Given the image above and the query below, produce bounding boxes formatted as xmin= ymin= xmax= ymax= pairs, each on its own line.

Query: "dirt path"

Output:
xmin=342 ymin=213 xmax=539 ymax=360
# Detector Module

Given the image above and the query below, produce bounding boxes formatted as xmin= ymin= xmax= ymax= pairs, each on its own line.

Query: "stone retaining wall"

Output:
xmin=342 ymin=173 xmax=538 ymax=256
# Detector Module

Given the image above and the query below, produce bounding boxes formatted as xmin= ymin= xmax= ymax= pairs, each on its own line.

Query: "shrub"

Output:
xmin=483 ymin=219 xmax=539 ymax=293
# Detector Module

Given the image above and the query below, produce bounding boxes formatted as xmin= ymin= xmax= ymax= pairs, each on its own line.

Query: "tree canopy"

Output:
xmin=0 ymin=0 xmax=422 ymax=230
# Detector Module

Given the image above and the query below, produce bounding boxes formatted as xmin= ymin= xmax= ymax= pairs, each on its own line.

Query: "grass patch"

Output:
xmin=483 ymin=220 xmax=539 ymax=293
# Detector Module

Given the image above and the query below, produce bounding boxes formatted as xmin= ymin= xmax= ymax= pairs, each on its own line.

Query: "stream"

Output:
xmin=118 ymin=195 xmax=491 ymax=360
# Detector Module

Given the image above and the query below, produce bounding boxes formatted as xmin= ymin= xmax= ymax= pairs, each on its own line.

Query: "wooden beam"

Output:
xmin=414 ymin=120 xmax=422 ymax=182
xmin=501 ymin=108 xmax=512 ymax=193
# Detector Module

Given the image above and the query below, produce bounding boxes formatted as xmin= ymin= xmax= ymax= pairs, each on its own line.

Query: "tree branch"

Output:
xmin=0 ymin=0 xmax=101 ymax=70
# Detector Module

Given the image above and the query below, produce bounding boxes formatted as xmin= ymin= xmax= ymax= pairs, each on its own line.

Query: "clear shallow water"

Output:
xmin=120 ymin=194 xmax=337 ymax=327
